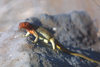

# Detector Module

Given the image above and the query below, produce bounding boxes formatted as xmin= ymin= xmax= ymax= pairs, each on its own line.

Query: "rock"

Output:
xmin=0 ymin=11 xmax=100 ymax=67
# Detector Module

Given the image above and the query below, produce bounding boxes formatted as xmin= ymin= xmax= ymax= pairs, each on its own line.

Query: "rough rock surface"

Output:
xmin=0 ymin=11 xmax=100 ymax=67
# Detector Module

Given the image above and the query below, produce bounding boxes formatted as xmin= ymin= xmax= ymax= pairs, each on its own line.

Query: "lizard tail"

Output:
xmin=55 ymin=39 xmax=100 ymax=64
xmin=70 ymin=52 xmax=100 ymax=64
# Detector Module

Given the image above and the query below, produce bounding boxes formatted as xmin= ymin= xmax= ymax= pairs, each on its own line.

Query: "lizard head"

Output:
xmin=19 ymin=22 xmax=33 ymax=30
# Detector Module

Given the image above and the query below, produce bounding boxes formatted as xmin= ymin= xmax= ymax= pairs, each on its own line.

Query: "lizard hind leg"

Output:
xmin=50 ymin=38 xmax=56 ymax=50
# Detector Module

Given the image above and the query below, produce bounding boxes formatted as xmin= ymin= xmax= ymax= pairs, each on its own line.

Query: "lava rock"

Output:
xmin=0 ymin=11 xmax=100 ymax=67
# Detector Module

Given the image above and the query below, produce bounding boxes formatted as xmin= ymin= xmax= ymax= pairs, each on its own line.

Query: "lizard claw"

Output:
xmin=31 ymin=39 xmax=38 ymax=43
xmin=53 ymin=49 xmax=59 ymax=53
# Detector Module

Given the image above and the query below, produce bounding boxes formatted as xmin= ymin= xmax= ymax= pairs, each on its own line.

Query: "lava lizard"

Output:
xmin=19 ymin=22 xmax=100 ymax=64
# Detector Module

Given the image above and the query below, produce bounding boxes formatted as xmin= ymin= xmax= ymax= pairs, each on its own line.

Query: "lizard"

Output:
xmin=19 ymin=22 xmax=100 ymax=64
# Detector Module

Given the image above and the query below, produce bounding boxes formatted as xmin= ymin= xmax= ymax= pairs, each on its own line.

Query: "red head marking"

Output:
xmin=19 ymin=22 xmax=33 ymax=30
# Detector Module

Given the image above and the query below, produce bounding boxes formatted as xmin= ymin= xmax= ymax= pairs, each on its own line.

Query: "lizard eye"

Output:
xmin=23 ymin=23 xmax=28 ymax=27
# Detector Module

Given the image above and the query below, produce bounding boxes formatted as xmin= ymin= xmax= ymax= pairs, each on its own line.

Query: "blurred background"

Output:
xmin=0 ymin=1 xmax=100 ymax=67
xmin=0 ymin=0 xmax=100 ymax=34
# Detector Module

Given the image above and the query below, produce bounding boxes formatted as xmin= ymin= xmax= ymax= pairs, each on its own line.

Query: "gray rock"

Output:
xmin=0 ymin=11 xmax=100 ymax=67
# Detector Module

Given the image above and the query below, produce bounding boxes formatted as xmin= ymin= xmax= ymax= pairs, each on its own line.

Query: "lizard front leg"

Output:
xmin=29 ymin=30 xmax=39 ymax=43
xmin=25 ymin=32 xmax=30 ymax=37
xmin=23 ymin=31 xmax=38 ymax=43
xmin=22 ymin=32 xmax=30 ymax=37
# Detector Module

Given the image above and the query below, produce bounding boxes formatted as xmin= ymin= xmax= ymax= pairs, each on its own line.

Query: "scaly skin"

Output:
xmin=19 ymin=22 xmax=100 ymax=64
